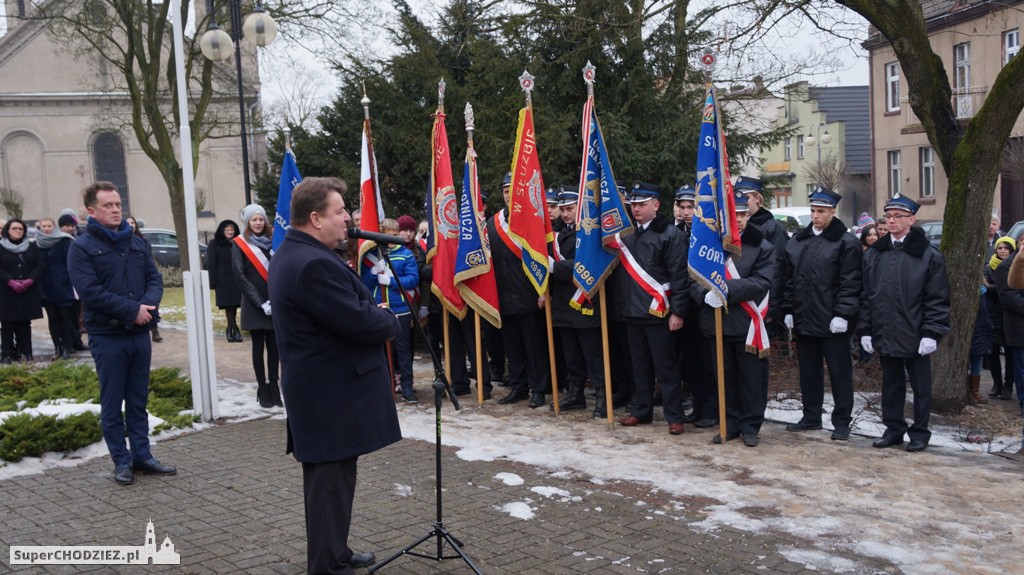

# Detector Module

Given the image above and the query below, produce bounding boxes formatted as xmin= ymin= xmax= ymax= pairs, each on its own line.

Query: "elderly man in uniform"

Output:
xmin=860 ymin=194 xmax=950 ymax=452
xmin=782 ymin=186 xmax=862 ymax=440
xmin=691 ymin=191 xmax=774 ymax=447
xmin=615 ymin=183 xmax=690 ymax=435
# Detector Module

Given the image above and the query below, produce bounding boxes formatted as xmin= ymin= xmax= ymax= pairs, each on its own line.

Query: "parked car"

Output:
xmin=1006 ymin=220 xmax=1024 ymax=244
xmin=918 ymin=220 xmax=943 ymax=248
xmin=772 ymin=207 xmax=812 ymax=236
xmin=141 ymin=228 xmax=207 ymax=268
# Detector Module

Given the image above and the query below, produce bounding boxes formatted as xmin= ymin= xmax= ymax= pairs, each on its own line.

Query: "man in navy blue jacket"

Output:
xmin=67 ymin=181 xmax=171 ymax=486
xmin=270 ymin=177 xmax=401 ymax=574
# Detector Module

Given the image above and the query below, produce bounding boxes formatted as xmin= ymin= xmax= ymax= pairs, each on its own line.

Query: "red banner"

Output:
xmin=429 ymin=109 xmax=466 ymax=318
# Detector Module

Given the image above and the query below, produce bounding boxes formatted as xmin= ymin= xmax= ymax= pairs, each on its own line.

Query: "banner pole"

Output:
xmin=715 ymin=307 xmax=727 ymax=443
xmin=600 ymin=291 xmax=614 ymax=429
xmin=545 ymin=294 xmax=560 ymax=414
xmin=475 ymin=314 xmax=485 ymax=405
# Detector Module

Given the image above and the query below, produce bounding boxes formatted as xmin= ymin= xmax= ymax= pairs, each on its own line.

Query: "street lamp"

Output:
xmin=804 ymin=123 xmax=832 ymax=163
xmin=199 ymin=1 xmax=278 ymax=205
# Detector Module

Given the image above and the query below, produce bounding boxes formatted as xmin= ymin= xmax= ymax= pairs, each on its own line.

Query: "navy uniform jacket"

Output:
xmin=747 ymin=208 xmax=788 ymax=318
xmin=269 ymin=228 xmax=401 ymax=463
xmin=614 ymin=213 xmax=690 ymax=322
xmin=486 ymin=209 xmax=544 ymax=316
xmin=690 ymin=224 xmax=774 ymax=340
xmin=782 ymin=217 xmax=862 ymax=337
xmin=859 ymin=226 xmax=950 ymax=357
xmin=550 ymin=223 xmax=599 ymax=329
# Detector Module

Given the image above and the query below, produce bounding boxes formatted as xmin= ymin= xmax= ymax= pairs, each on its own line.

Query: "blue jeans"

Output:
xmin=90 ymin=332 xmax=153 ymax=465
xmin=969 ymin=354 xmax=985 ymax=376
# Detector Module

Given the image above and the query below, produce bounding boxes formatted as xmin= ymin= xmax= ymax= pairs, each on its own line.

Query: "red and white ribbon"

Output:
xmin=612 ymin=234 xmax=670 ymax=318
xmin=725 ymin=258 xmax=770 ymax=357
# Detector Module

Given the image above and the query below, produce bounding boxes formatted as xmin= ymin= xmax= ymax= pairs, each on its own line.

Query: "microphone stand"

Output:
xmin=368 ymin=241 xmax=482 ymax=574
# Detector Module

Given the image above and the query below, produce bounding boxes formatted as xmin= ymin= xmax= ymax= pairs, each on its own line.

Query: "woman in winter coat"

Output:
xmin=35 ymin=217 xmax=77 ymax=360
xmin=206 ymin=219 xmax=243 ymax=342
xmin=0 ymin=218 xmax=44 ymax=362
xmin=985 ymin=236 xmax=1016 ymax=399
xmin=232 ymin=205 xmax=279 ymax=408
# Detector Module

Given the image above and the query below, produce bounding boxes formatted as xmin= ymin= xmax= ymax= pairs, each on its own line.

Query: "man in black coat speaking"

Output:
xmin=269 ymin=177 xmax=402 ymax=574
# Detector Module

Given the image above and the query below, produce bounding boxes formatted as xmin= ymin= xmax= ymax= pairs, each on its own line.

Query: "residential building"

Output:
xmin=864 ymin=0 xmax=1024 ymax=223
xmin=0 ymin=1 xmax=265 ymax=234
xmin=760 ymin=81 xmax=871 ymax=225
xmin=723 ymin=78 xmax=784 ymax=181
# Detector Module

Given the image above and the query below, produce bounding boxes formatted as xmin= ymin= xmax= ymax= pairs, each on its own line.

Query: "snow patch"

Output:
xmin=494 ymin=472 xmax=523 ymax=486
xmin=497 ymin=501 xmax=534 ymax=520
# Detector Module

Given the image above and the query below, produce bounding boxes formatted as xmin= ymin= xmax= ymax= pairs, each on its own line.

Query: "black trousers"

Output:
xmin=680 ymin=319 xmax=716 ymax=419
xmin=560 ymin=326 xmax=605 ymax=391
xmin=501 ymin=310 xmax=549 ymax=393
xmin=712 ymin=338 xmax=768 ymax=436
xmin=303 ymin=457 xmax=359 ymax=575
xmin=448 ymin=310 xmax=491 ymax=392
xmin=482 ymin=317 xmax=506 ymax=382
xmin=250 ymin=329 xmax=279 ymax=385
xmin=879 ymin=354 xmax=932 ymax=442
xmin=608 ymin=319 xmax=634 ymax=395
xmin=1 ymin=319 xmax=32 ymax=360
xmin=627 ymin=321 xmax=682 ymax=423
xmin=45 ymin=306 xmax=78 ymax=353
xmin=795 ymin=333 xmax=854 ymax=429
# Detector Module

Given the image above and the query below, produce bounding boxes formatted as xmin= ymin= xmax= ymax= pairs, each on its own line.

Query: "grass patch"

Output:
xmin=158 ymin=287 xmax=229 ymax=332
xmin=0 ymin=364 xmax=197 ymax=463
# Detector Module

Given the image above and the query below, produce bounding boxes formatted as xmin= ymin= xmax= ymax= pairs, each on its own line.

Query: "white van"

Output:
xmin=771 ymin=207 xmax=812 ymax=236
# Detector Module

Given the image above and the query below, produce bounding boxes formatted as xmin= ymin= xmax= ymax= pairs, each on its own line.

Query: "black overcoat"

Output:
xmin=269 ymin=228 xmax=402 ymax=463
xmin=690 ymin=224 xmax=774 ymax=339
xmin=231 ymin=238 xmax=274 ymax=331
xmin=0 ymin=243 xmax=45 ymax=321
xmin=206 ymin=223 xmax=242 ymax=308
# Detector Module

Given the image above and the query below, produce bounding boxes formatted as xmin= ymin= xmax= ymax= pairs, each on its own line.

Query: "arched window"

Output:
xmin=92 ymin=132 xmax=130 ymax=215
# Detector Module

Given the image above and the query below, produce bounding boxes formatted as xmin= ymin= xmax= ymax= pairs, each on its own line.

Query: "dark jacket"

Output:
xmin=205 ymin=221 xmax=242 ymax=308
xmin=614 ymin=213 xmax=690 ymax=322
xmin=782 ymin=217 xmax=863 ymax=337
xmin=487 ymin=209 xmax=544 ymax=316
xmin=984 ymin=264 xmax=1006 ymax=345
xmin=550 ymin=223 xmax=600 ymax=329
xmin=0 ymin=242 xmax=45 ymax=322
xmin=269 ymin=228 xmax=402 ymax=463
xmin=231 ymin=236 xmax=274 ymax=331
xmin=994 ymin=255 xmax=1024 ymax=347
xmin=38 ymin=237 xmax=76 ymax=308
xmin=972 ymin=292 xmax=993 ymax=357
xmin=859 ymin=226 xmax=950 ymax=357
xmin=748 ymin=207 xmax=788 ymax=319
xmin=691 ymin=224 xmax=774 ymax=339
xmin=67 ymin=222 xmax=163 ymax=335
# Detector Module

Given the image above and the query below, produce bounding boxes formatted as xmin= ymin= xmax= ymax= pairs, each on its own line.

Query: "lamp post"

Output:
xmin=804 ymin=122 xmax=832 ymax=164
xmin=199 ymin=0 xmax=278 ymax=206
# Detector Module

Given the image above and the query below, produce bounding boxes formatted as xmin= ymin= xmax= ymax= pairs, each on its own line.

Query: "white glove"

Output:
xmin=860 ymin=336 xmax=873 ymax=354
xmin=704 ymin=291 xmax=725 ymax=308
xmin=829 ymin=317 xmax=848 ymax=334
xmin=784 ymin=314 xmax=794 ymax=329
xmin=261 ymin=301 xmax=272 ymax=316
xmin=918 ymin=337 xmax=937 ymax=356
xmin=378 ymin=274 xmax=392 ymax=286
xmin=370 ymin=260 xmax=386 ymax=275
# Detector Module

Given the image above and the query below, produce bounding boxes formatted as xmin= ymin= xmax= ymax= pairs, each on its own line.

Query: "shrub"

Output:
xmin=158 ymin=264 xmax=183 ymax=287
xmin=0 ymin=412 xmax=103 ymax=462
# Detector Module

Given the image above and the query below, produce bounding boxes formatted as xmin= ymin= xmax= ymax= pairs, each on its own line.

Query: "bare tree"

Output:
xmin=803 ymin=152 xmax=847 ymax=191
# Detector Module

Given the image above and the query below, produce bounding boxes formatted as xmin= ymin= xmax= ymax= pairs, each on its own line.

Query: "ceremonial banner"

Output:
xmin=454 ymin=142 xmax=501 ymax=328
xmin=507 ymin=106 xmax=554 ymax=296
xmin=572 ymin=95 xmax=632 ymax=303
xmin=429 ymin=106 xmax=466 ymax=317
xmin=271 ymin=149 xmax=302 ymax=253
xmin=357 ymin=116 xmax=386 ymax=270
xmin=689 ymin=86 xmax=740 ymax=308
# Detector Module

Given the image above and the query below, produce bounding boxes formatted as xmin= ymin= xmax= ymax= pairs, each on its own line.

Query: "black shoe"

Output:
xmin=114 ymin=464 xmax=134 ymax=485
xmin=349 ymin=551 xmax=376 ymax=568
xmin=683 ymin=411 xmax=699 ymax=423
xmin=830 ymin=427 xmax=851 ymax=441
xmin=712 ymin=432 xmax=740 ymax=444
xmin=786 ymin=421 xmax=823 ymax=432
xmin=528 ymin=392 xmax=545 ymax=409
xmin=452 ymin=387 xmax=471 ymax=396
xmin=402 ymin=392 xmax=419 ymax=404
xmin=151 ymin=328 xmax=163 ymax=343
xmin=694 ymin=418 xmax=719 ymax=428
xmin=741 ymin=433 xmax=760 ymax=447
xmin=906 ymin=439 xmax=928 ymax=452
xmin=556 ymin=394 xmax=587 ymax=411
xmin=872 ymin=434 xmax=904 ymax=448
xmin=133 ymin=458 xmax=177 ymax=475
xmin=73 ymin=342 xmax=88 ymax=352
xmin=483 ymin=388 xmax=492 ymax=400
xmin=988 ymin=386 xmax=1002 ymax=399
xmin=498 ymin=389 xmax=529 ymax=405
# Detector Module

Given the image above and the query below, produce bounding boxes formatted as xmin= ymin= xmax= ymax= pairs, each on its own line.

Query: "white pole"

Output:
xmin=171 ymin=0 xmax=219 ymax=421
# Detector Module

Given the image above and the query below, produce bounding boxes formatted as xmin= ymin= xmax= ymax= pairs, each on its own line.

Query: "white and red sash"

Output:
xmin=725 ymin=258 xmax=770 ymax=357
xmin=233 ymin=236 xmax=269 ymax=282
xmin=494 ymin=210 xmax=523 ymax=256
xmin=612 ymin=234 xmax=670 ymax=318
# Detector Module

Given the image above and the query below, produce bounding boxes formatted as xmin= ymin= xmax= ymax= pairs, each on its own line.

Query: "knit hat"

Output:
xmin=241 ymin=204 xmax=268 ymax=227
xmin=857 ymin=212 xmax=875 ymax=228
xmin=397 ymin=215 xmax=417 ymax=232
xmin=58 ymin=214 xmax=77 ymax=228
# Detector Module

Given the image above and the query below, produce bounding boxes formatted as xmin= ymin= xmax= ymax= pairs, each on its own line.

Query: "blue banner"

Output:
xmin=689 ymin=86 xmax=739 ymax=305
xmin=272 ymin=149 xmax=302 ymax=253
xmin=572 ymin=97 xmax=632 ymax=300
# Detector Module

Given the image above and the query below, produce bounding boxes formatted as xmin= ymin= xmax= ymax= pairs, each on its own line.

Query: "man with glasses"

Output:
xmin=859 ymin=194 xmax=950 ymax=452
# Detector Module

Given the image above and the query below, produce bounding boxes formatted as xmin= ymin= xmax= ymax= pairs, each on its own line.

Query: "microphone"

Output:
xmin=347 ymin=227 xmax=406 ymax=245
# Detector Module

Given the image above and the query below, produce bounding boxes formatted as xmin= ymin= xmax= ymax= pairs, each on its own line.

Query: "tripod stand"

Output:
xmin=367 ymin=245 xmax=483 ymax=574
